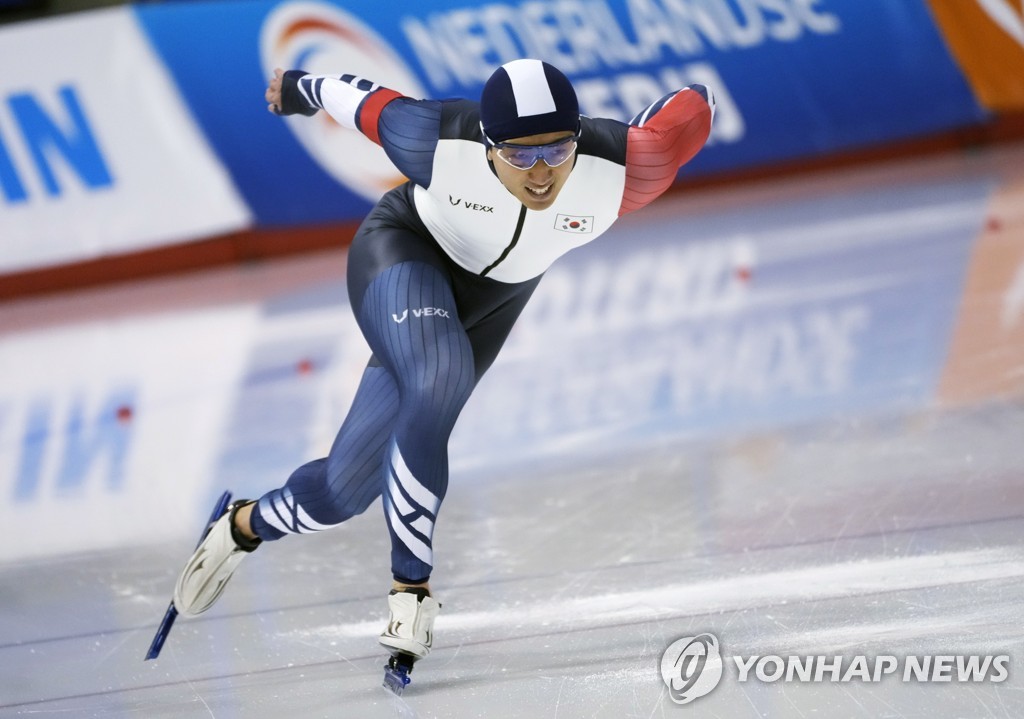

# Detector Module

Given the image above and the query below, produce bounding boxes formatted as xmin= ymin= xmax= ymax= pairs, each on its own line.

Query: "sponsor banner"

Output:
xmin=0 ymin=8 xmax=252 ymax=274
xmin=134 ymin=0 xmax=985 ymax=228
xmin=938 ymin=179 xmax=1024 ymax=405
xmin=927 ymin=0 xmax=1024 ymax=110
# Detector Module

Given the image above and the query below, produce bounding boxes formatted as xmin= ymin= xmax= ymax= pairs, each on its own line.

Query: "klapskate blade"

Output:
xmin=144 ymin=490 xmax=233 ymax=660
xmin=382 ymin=653 xmax=415 ymax=695
xmin=382 ymin=665 xmax=411 ymax=695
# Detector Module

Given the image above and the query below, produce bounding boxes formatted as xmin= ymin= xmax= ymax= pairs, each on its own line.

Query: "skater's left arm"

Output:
xmin=619 ymin=84 xmax=716 ymax=216
xmin=267 ymin=67 xmax=442 ymax=186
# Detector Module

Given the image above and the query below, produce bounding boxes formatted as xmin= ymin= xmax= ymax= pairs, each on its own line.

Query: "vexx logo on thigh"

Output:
xmin=392 ymin=308 xmax=452 ymax=323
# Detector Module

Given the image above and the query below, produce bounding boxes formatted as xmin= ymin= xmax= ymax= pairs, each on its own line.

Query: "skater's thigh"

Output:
xmin=347 ymin=216 xmax=451 ymax=317
xmin=355 ymin=260 xmax=472 ymax=387
xmin=460 ymin=274 xmax=543 ymax=380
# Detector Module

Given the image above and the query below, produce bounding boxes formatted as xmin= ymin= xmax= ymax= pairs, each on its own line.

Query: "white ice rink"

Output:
xmin=1 ymin=144 xmax=1023 ymax=717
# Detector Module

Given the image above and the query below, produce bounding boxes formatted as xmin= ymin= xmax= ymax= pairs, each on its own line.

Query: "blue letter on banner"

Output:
xmin=7 ymin=85 xmax=114 ymax=197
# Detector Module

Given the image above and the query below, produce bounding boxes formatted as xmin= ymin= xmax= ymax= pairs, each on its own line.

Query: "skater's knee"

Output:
xmin=403 ymin=368 xmax=473 ymax=416
xmin=329 ymin=490 xmax=377 ymax=521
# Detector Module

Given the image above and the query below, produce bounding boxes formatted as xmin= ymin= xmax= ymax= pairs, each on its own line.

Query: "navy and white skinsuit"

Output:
xmin=249 ymin=70 xmax=716 ymax=584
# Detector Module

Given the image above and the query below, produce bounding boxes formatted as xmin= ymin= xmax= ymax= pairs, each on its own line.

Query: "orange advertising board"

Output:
xmin=927 ymin=0 xmax=1024 ymax=110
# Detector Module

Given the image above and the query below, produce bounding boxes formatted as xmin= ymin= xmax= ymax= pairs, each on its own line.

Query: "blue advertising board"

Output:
xmin=134 ymin=0 xmax=985 ymax=228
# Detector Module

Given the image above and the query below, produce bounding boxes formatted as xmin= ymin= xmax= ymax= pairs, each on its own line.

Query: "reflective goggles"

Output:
xmin=489 ymin=134 xmax=579 ymax=171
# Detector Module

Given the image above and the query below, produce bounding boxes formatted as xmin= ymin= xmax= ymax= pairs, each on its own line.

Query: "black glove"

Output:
xmin=277 ymin=70 xmax=319 ymax=117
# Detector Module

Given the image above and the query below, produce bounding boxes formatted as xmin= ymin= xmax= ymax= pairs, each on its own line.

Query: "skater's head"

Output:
xmin=480 ymin=59 xmax=580 ymax=211
xmin=480 ymin=59 xmax=579 ymax=144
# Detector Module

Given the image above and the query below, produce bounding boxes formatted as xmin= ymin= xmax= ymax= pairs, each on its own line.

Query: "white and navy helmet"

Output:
xmin=480 ymin=59 xmax=580 ymax=145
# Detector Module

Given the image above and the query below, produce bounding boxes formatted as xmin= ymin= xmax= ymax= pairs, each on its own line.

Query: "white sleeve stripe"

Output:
xmin=315 ymin=77 xmax=369 ymax=130
xmin=638 ymin=90 xmax=680 ymax=127
xmin=297 ymin=79 xmax=317 ymax=108
xmin=636 ymin=104 xmax=654 ymax=128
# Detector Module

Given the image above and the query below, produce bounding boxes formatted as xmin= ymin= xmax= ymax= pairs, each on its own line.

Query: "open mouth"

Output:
xmin=525 ymin=183 xmax=553 ymax=199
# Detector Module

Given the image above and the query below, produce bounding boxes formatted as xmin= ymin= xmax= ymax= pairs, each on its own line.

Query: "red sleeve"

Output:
xmin=356 ymin=88 xmax=403 ymax=146
xmin=619 ymin=89 xmax=713 ymax=216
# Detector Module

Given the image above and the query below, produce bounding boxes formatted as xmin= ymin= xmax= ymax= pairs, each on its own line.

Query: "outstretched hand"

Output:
xmin=266 ymin=67 xmax=284 ymax=115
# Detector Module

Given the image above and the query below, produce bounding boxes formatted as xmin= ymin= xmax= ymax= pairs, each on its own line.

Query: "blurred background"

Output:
xmin=1 ymin=1 xmax=1023 ymax=716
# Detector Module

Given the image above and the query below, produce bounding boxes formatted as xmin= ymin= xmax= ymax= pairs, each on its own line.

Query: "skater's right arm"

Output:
xmin=266 ymin=67 xmax=443 ymax=187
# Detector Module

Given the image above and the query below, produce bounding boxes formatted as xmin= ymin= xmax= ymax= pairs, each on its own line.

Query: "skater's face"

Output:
xmin=488 ymin=130 xmax=577 ymax=211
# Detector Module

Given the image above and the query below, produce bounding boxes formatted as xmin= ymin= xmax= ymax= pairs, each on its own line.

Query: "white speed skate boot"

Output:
xmin=379 ymin=587 xmax=442 ymax=694
xmin=173 ymin=500 xmax=261 ymax=617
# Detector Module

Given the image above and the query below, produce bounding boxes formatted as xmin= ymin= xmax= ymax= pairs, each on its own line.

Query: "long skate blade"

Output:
xmin=144 ymin=490 xmax=233 ymax=661
xmin=144 ymin=601 xmax=178 ymax=660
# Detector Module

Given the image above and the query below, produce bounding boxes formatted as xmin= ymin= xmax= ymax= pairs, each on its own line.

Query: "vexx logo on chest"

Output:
xmin=449 ymin=195 xmax=494 ymax=213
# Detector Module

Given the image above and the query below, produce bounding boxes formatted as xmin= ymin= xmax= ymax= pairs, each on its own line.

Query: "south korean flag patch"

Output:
xmin=555 ymin=214 xmax=594 ymax=233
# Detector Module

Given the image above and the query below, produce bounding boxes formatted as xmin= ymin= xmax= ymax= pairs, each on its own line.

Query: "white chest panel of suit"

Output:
xmin=413 ymin=141 xmax=625 ymax=282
